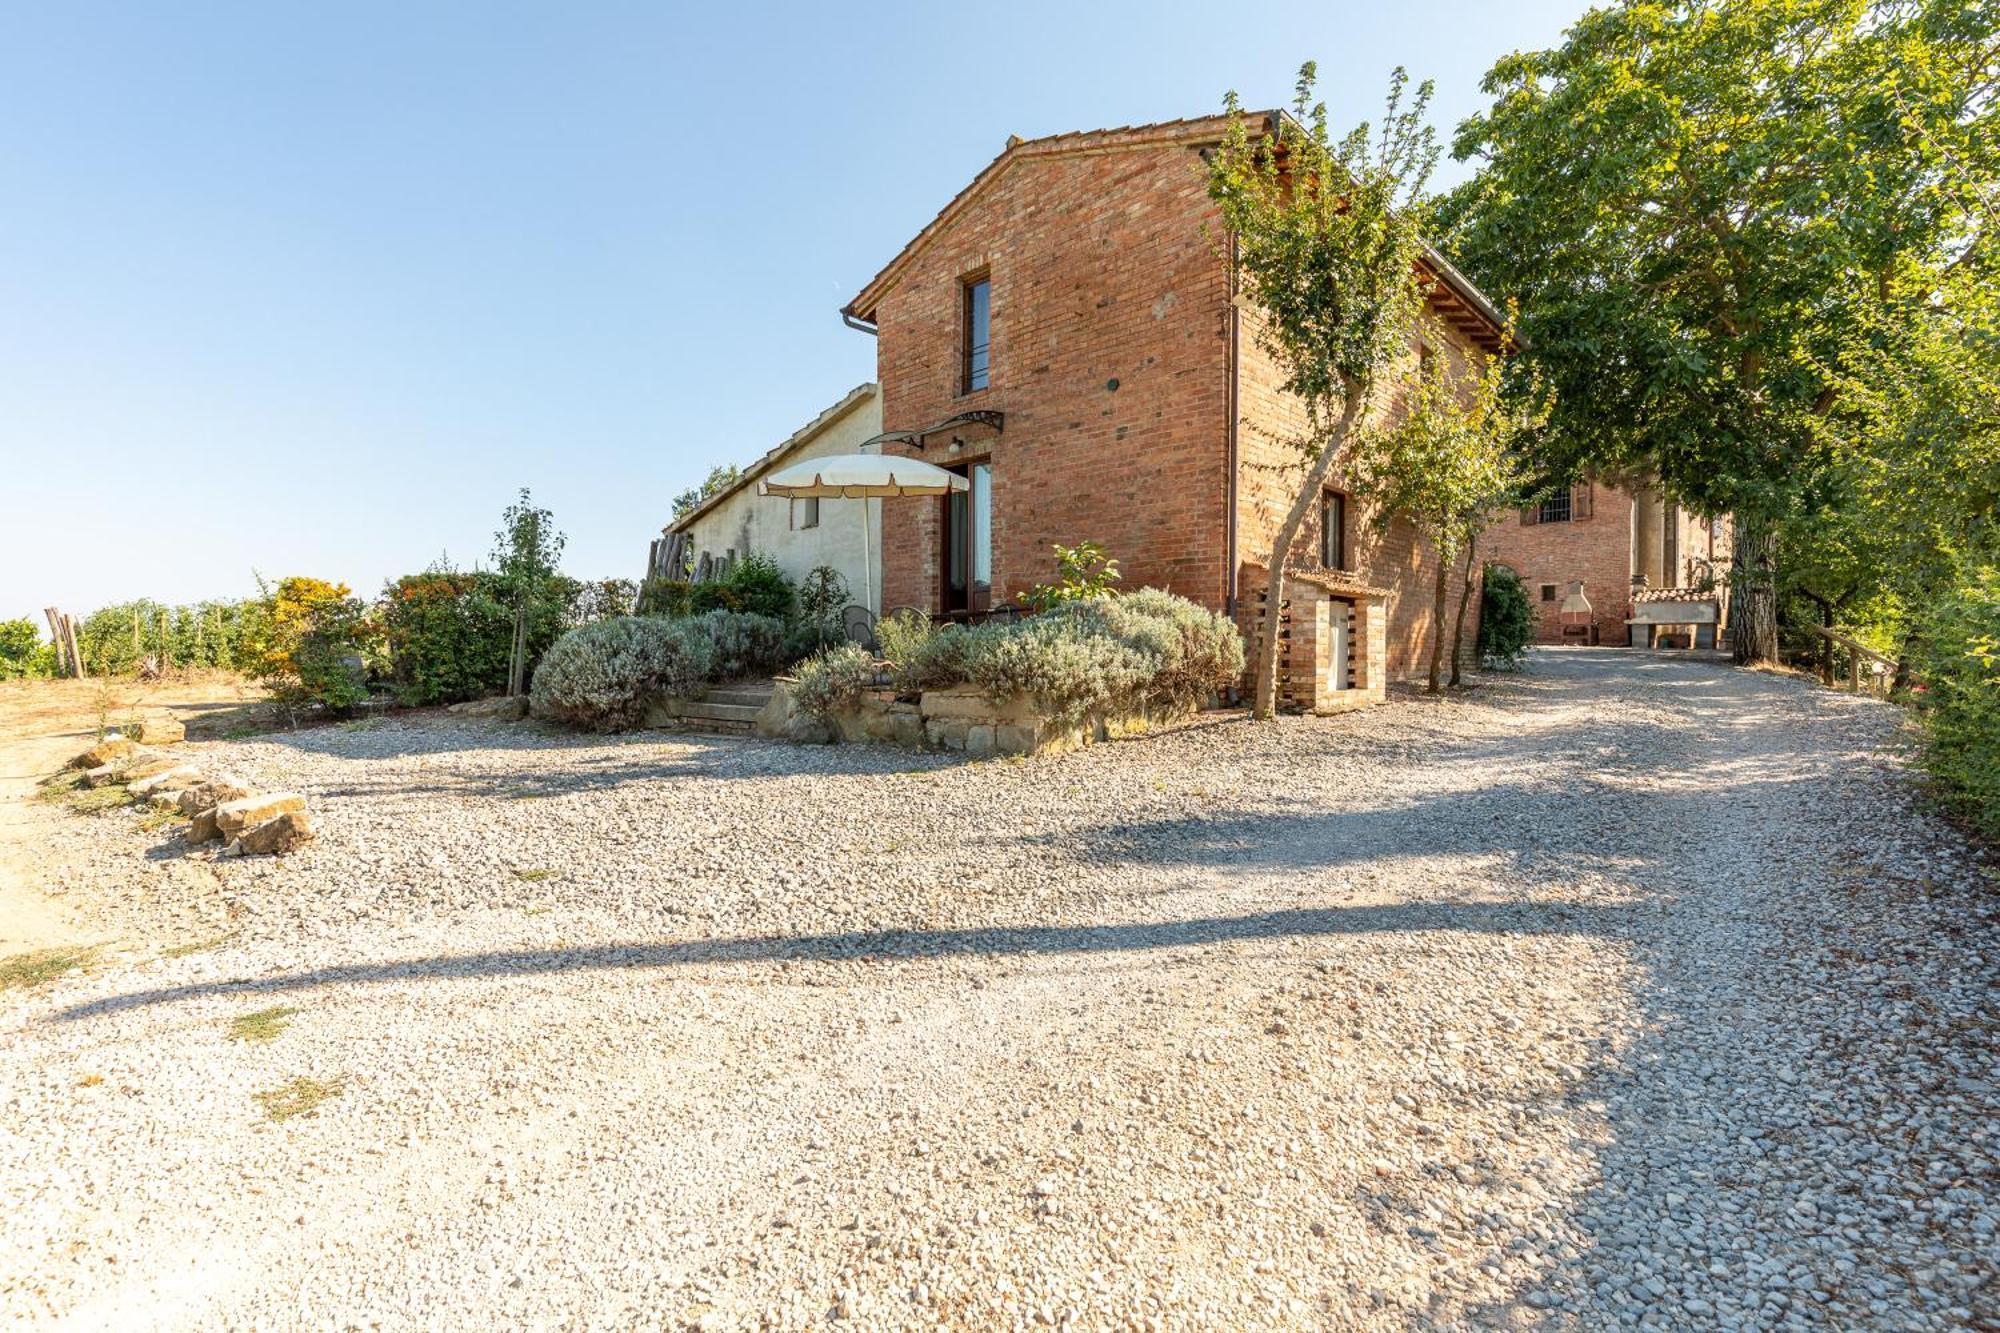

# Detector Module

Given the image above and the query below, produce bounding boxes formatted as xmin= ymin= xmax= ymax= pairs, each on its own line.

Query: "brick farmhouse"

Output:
xmin=839 ymin=115 xmax=1510 ymax=706
xmin=1478 ymin=482 xmax=1732 ymax=648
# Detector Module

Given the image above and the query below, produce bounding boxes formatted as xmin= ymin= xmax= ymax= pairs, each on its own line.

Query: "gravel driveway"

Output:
xmin=3 ymin=650 xmax=1994 ymax=1329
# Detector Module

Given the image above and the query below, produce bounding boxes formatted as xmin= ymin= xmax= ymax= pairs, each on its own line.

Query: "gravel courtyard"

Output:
xmin=2 ymin=650 xmax=1994 ymax=1329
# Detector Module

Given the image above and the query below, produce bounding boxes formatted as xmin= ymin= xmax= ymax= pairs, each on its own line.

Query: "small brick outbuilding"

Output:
xmin=839 ymin=114 xmax=1510 ymax=699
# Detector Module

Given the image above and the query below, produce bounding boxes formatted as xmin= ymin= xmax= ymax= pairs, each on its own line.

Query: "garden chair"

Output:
xmin=842 ymin=605 xmax=878 ymax=652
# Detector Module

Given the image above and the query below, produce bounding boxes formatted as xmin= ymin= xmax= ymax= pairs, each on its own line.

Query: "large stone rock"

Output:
xmin=130 ymin=766 xmax=202 ymax=797
xmin=178 ymin=777 xmax=255 ymax=814
xmin=918 ymin=685 xmax=1038 ymax=724
xmin=119 ymin=754 xmax=187 ymax=783
xmin=784 ymin=714 xmax=837 ymax=745
xmin=187 ymin=809 xmax=223 ymax=844
xmin=447 ymin=695 xmax=528 ymax=721
xmin=81 ymin=763 xmax=129 ymax=789
xmin=71 ymin=736 xmax=137 ymax=770
xmin=215 ymin=792 xmax=307 ymax=837
xmin=129 ymin=716 xmax=185 ymax=746
xmin=754 ymin=680 xmax=798 ymax=738
xmin=235 ymin=810 xmax=315 ymax=856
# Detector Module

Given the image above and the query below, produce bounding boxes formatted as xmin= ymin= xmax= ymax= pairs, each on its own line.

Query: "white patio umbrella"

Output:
xmin=759 ymin=454 xmax=967 ymax=611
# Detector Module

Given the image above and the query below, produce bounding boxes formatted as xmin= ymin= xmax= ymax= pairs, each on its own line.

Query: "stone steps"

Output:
xmin=674 ymin=701 xmax=764 ymax=724
xmin=652 ymin=680 xmax=775 ymax=736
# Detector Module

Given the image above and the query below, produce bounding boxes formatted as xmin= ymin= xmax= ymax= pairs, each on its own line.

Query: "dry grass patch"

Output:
xmin=137 ymin=805 xmax=189 ymax=833
xmin=227 ymin=1005 xmax=301 ymax=1043
xmin=254 ymin=1075 xmax=342 ymax=1122
xmin=510 ymin=867 xmax=556 ymax=882
xmin=1 ymin=946 xmax=99 ymax=992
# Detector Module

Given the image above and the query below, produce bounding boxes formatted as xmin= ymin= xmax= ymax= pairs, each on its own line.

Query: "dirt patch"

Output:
xmin=0 ymin=672 xmax=270 ymax=957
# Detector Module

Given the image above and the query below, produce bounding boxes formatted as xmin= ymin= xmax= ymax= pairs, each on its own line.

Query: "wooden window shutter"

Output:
xmin=1520 ymin=504 xmax=1539 ymax=526
xmin=1573 ymin=484 xmax=1594 ymax=520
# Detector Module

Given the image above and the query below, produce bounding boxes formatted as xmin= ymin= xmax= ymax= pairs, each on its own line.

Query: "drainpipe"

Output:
xmin=1224 ymin=235 xmax=1241 ymax=619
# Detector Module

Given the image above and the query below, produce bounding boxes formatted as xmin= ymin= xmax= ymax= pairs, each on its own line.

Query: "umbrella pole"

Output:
xmin=861 ymin=495 xmax=873 ymax=614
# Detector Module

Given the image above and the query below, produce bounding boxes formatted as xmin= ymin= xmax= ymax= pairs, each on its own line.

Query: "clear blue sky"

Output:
xmin=1 ymin=0 xmax=1584 ymax=622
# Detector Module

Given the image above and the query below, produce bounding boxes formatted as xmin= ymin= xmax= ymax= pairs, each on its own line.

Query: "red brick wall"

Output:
xmin=869 ymin=141 xmax=1233 ymax=614
xmin=1234 ymin=309 xmax=1488 ymax=682
xmin=1478 ymin=487 xmax=1637 ymax=645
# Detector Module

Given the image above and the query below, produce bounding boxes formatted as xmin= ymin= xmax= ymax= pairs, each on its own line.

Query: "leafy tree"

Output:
xmin=1208 ymin=66 xmax=1439 ymax=717
xmin=245 ymin=576 xmax=371 ymax=714
xmin=1350 ymin=354 xmax=1531 ymax=692
xmin=671 ymin=464 xmax=742 ymax=522
xmin=1446 ymin=0 xmax=1997 ymax=664
xmin=492 ymin=489 xmax=567 ymax=697
xmin=0 ymin=618 xmax=55 ymax=679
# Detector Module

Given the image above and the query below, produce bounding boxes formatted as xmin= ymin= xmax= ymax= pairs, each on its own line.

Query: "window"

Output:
xmin=1537 ymin=488 xmax=1573 ymax=524
xmin=791 ymin=496 xmax=819 ymax=530
xmin=962 ymin=276 xmax=991 ymax=393
xmin=1541 ymin=584 xmax=1559 ymax=603
xmin=1319 ymin=490 xmax=1347 ymax=570
xmin=1418 ymin=342 xmax=1437 ymax=383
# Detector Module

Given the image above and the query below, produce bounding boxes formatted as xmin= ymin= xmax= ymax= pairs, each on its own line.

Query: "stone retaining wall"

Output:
xmin=758 ymin=681 xmax=1190 ymax=758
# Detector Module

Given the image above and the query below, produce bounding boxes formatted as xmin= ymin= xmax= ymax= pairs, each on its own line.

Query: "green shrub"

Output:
xmin=72 ymin=598 xmax=263 ymax=675
xmin=1047 ymin=587 xmax=1246 ymax=710
xmin=529 ymin=617 xmax=715 ymax=731
xmin=877 ymin=611 xmax=974 ymax=697
xmin=790 ymin=643 xmax=875 ymax=722
xmin=244 ymin=577 xmax=373 ymax=714
xmin=683 ymin=554 xmax=795 ymax=620
xmin=1909 ymin=559 xmax=1999 ymax=840
xmin=1018 ymin=541 xmax=1122 ymax=612
xmin=377 ymin=569 xmax=515 ymax=705
xmin=1478 ymin=565 xmax=1536 ymax=669
xmin=964 ymin=616 xmax=1152 ymax=724
xmin=698 ymin=610 xmax=787 ymax=680
xmin=853 ymin=591 xmax=1246 ymax=724
xmin=636 ymin=577 xmax=695 ymax=618
xmin=0 ymin=619 xmax=56 ymax=679
xmin=793 ymin=566 xmax=849 ymax=656
xmin=567 ymin=578 xmax=637 ymax=623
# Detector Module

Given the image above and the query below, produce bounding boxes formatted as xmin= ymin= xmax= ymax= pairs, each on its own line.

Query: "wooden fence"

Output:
xmin=1801 ymin=623 xmax=1898 ymax=698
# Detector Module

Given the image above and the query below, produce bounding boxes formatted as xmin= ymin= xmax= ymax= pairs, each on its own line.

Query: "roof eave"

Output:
xmin=667 ymin=383 xmax=879 ymax=535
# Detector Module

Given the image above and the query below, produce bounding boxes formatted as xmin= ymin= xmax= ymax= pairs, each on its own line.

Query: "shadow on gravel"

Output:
xmin=50 ymin=898 xmax=1632 ymax=1022
xmin=237 ymin=730 xmax=970 ymax=802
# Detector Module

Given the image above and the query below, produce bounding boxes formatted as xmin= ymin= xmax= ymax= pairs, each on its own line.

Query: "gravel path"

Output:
xmin=2 ymin=650 xmax=1993 ymax=1329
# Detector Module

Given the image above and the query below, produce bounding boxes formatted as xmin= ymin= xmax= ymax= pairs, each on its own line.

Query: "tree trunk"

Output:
xmin=1448 ymin=535 xmax=1479 ymax=688
xmin=508 ymin=601 xmax=529 ymax=697
xmin=1251 ymin=393 xmax=1367 ymax=720
xmin=1426 ymin=550 xmax=1450 ymax=694
xmin=1730 ymin=515 xmax=1779 ymax=666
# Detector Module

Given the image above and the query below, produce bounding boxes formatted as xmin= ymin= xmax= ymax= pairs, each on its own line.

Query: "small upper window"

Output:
xmin=792 ymin=496 xmax=819 ymax=530
xmin=1538 ymin=489 xmax=1573 ymax=524
xmin=1540 ymin=584 xmax=1559 ymax=603
xmin=1320 ymin=491 xmax=1347 ymax=571
xmin=963 ymin=276 xmax=991 ymax=393
xmin=1418 ymin=342 xmax=1437 ymax=383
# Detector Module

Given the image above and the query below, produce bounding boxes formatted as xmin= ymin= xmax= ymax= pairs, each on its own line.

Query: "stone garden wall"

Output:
xmin=756 ymin=681 xmax=1191 ymax=758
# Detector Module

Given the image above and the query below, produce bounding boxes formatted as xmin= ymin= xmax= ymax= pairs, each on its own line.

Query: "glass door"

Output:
xmin=942 ymin=462 xmax=992 ymax=615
